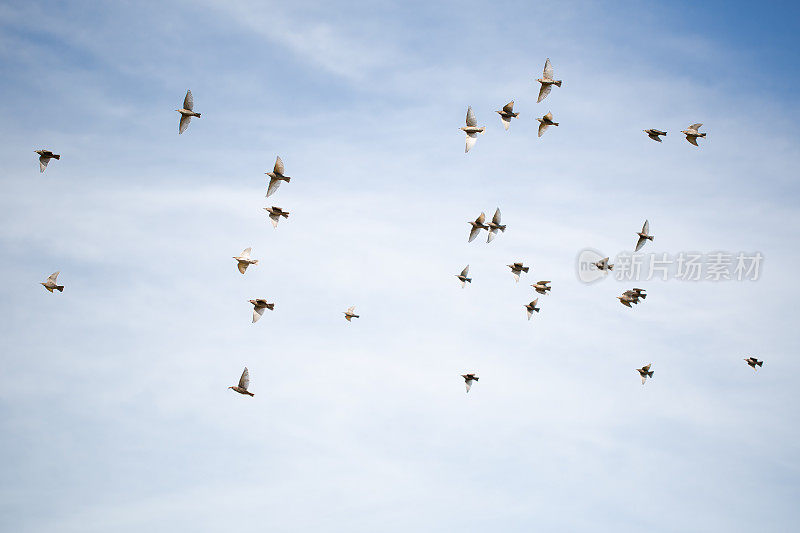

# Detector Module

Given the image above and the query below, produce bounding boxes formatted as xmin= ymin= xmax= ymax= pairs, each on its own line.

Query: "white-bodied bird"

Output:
xmin=461 ymin=106 xmax=486 ymax=153
xmin=536 ymin=58 xmax=562 ymax=103
xmin=233 ymin=247 xmax=258 ymax=274
xmin=681 ymin=123 xmax=706 ymax=146
xmin=176 ymin=89 xmax=201 ymax=134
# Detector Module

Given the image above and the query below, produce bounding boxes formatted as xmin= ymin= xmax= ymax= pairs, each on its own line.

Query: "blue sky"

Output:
xmin=1 ymin=1 xmax=799 ymax=531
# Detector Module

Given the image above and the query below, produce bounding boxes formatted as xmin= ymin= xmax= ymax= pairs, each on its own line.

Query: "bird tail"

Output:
xmin=535 ymin=308 xmax=540 ymax=313
xmin=56 ymin=285 xmax=64 ymax=292
xmin=639 ymin=294 xmax=646 ymax=299
xmin=465 ymin=278 xmax=472 ymax=283
xmin=608 ymin=265 xmax=614 ymax=271
xmin=757 ymin=361 xmax=763 ymax=367
xmin=282 ymin=212 xmax=289 ymax=218
xmin=648 ymin=236 xmax=654 ymax=241
xmin=265 ymin=303 xmax=275 ymax=310
xmin=53 ymin=154 xmax=61 ymax=160
xmin=473 ymin=377 xmax=479 ymax=381
xmin=284 ymin=177 xmax=291 ymax=182
xmin=195 ymin=113 xmax=202 ymax=117
xmin=499 ymin=225 xmax=506 ymax=232
xmin=522 ymin=267 xmax=529 ymax=273
xmin=554 ymin=80 xmax=562 ymax=87
xmin=252 ymin=260 xmax=259 ymax=265
xmin=648 ymin=371 xmax=654 ymax=377
xmin=552 ymin=122 xmax=559 ymax=126
xmin=699 ymin=133 xmax=706 ymax=137
xmin=247 ymin=391 xmax=254 ymax=396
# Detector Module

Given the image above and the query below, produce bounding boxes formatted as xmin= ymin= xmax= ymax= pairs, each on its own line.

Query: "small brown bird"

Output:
xmin=249 ymin=299 xmax=275 ymax=323
xmin=636 ymin=364 xmax=654 ymax=385
xmin=744 ymin=357 xmax=763 ymax=370
xmin=461 ymin=106 xmax=486 ymax=153
xmin=532 ymin=281 xmax=551 ymax=295
xmin=468 ymin=212 xmax=488 ymax=242
xmin=681 ymin=123 xmax=706 ymax=146
xmin=176 ymin=89 xmax=201 ymax=134
xmin=622 ymin=288 xmax=647 ymax=303
xmin=264 ymin=206 xmax=289 ymax=228
xmin=618 ymin=294 xmax=636 ymax=307
xmin=461 ymin=373 xmax=479 ymax=393
xmin=40 ymin=271 xmax=64 ymax=292
xmin=508 ymin=262 xmax=529 ymax=282
xmin=344 ymin=305 xmax=360 ymax=321
xmin=496 ymin=101 xmax=520 ymax=131
xmin=525 ymin=299 xmax=541 ymax=320
xmin=643 ymin=129 xmax=667 ymax=142
xmin=635 ymin=220 xmax=654 ymax=251
xmin=34 ymin=149 xmax=60 ymax=173
xmin=486 ymin=208 xmax=506 ymax=243
xmin=265 ymin=156 xmax=291 ymax=198
xmin=229 ymin=367 xmax=254 ymax=396
xmin=537 ymin=112 xmax=559 ymax=137
xmin=536 ymin=58 xmax=562 ymax=103
xmin=233 ymin=247 xmax=258 ymax=274
xmin=594 ymin=257 xmax=614 ymax=272
xmin=456 ymin=265 xmax=471 ymax=288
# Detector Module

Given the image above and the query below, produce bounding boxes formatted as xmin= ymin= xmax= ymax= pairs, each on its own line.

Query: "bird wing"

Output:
xmin=274 ymin=156 xmax=284 ymax=175
xmin=475 ymin=212 xmax=486 ymax=225
xmin=642 ymin=219 xmax=649 ymax=234
xmin=183 ymin=90 xmax=193 ymax=111
xmin=465 ymin=132 xmax=477 ymax=153
xmin=538 ymin=121 xmax=549 ymax=137
xmin=238 ymin=261 xmax=248 ymax=274
xmin=512 ymin=271 xmax=520 ymax=282
xmin=641 ymin=374 xmax=647 ymax=385
xmin=468 ymin=225 xmax=481 ymax=242
xmin=466 ymin=106 xmax=477 ymax=127
xmin=266 ymin=177 xmax=281 ymax=197
xmin=347 ymin=306 xmax=355 ymax=314
xmin=502 ymin=101 xmax=515 ymax=114
xmin=499 ymin=115 xmax=511 ymax=131
xmin=642 ymin=364 xmax=651 ymax=372
xmin=465 ymin=379 xmax=472 ymax=392
xmin=39 ymin=155 xmax=49 ymax=172
xmin=635 ymin=235 xmax=647 ymax=252
xmin=648 ymin=133 xmax=662 ymax=142
xmin=487 ymin=228 xmax=497 ymax=242
xmin=526 ymin=307 xmax=533 ymax=320
xmin=532 ymin=298 xmax=538 ymax=307
xmin=491 ymin=208 xmax=502 ymax=225
xmin=689 ymin=123 xmax=703 ymax=130
xmin=252 ymin=306 xmax=265 ymax=323
xmin=537 ymin=83 xmax=551 ymax=103
xmin=543 ymin=58 xmax=554 ymax=79
xmin=48 ymin=271 xmax=60 ymax=282
xmin=544 ymin=112 xmax=554 ymax=122
xmin=686 ymin=135 xmax=699 ymax=146
xmin=460 ymin=265 xmax=469 ymax=277
xmin=179 ymin=114 xmax=191 ymax=134
xmin=241 ymin=247 xmax=251 ymax=259
xmin=239 ymin=367 xmax=250 ymax=389
xmin=268 ymin=213 xmax=280 ymax=228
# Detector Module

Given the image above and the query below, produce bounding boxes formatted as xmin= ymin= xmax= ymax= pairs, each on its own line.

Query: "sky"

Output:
xmin=1 ymin=0 xmax=799 ymax=531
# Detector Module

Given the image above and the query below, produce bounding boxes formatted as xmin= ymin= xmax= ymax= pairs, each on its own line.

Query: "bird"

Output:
xmin=532 ymin=281 xmax=551 ymax=295
xmin=34 ymin=149 xmax=60 ymax=173
xmin=344 ymin=306 xmax=360 ymax=321
xmin=525 ymin=299 xmax=541 ymax=320
xmin=624 ymin=288 xmax=647 ymax=302
xmin=249 ymin=299 xmax=274 ymax=323
xmin=456 ymin=265 xmax=471 ymax=288
xmin=486 ymin=208 xmax=506 ymax=243
xmin=681 ymin=123 xmax=706 ymax=146
xmin=508 ymin=262 xmax=530 ymax=282
xmin=496 ymin=101 xmax=520 ymax=131
xmin=635 ymin=219 xmax=654 ymax=251
xmin=233 ymin=247 xmax=258 ymax=274
xmin=744 ymin=357 xmax=763 ymax=370
xmin=536 ymin=58 xmax=562 ymax=103
xmin=265 ymin=156 xmax=291 ymax=198
xmin=537 ymin=112 xmax=559 ymax=137
xmin=264 ymin=206 xmax=289 ymax=228
xmin=460 ymin=106 xmax=485 ymax=153
xmin=40 ymin=271 xmax=64 ymax=293
xmin=636 ymin=364 xmax=654 ymax=385
xmin=228 ymin=367 xmax=254 ymax=396
xmin=461 ymin=373 xmax=479 ymax=393
xmin=594 ymin=257 xmax=614 ymax=271
xmin=176 ymin=89 xmax=201 ymax=134
xmin=643 ymin=129 xmax=667 ymax=142
xmin=468 ymin=212 xmax=488 ymax=242
xmin=618 ymin=294 xmax=636 ymax=307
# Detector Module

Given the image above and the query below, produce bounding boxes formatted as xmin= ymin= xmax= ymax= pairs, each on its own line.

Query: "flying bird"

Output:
xmin=744 ymin=357 xmax=763 ymax=370
xmin=176 ymin=89 xmax=201 ymax=134
xmin=644 ymin=129 xmax=667 ymax=142
xmin=460 ymin=106 xmax=486 ymax=153
xmin=228 ymin=367 xmax=254 ymax=396
xmin=594 ymin=257 xmax=614 ymax=272
xmin=681 ymin=123 xmax=706 ymax=146
xmin=537 ymin=112 xmax=559 ymax=137
xmin=344 ymin=306 xmax=360 ymax=322
xmin=249 ymin=299 xmax=274 ymax=323
xmin=624 ymin=288 xmax=647 ymax=302
xmin=264 ymin=206 xmax=289 ymax=228
xmin=508 ymin=262 xmax=530 ymax=282
xmin=461 ymin=373 xmax=479 ymax=393
xmin=496 ymin=101 xmax=520 ymax=131
xmin=456 ymin=265 xmax=472 ymax=288
xmin=636 ymin=364 xmax=654 ymax=385
xmin=525 ymin=299 xmax=541 ymax=320
xmin=265 ymin=156 xmax=291 ymax=198
xmin=635 ymin=219 xmax=654 ymax=251
xmin=618 ymin=294 xmax=636 ymax=307
xmin=40 ymin=271 xmax=64 ymax=293
xmin=532 ymin=281 xmax=551 ymax=295
xmin=468 ymin=212 xmax=488 ymax=242
xmin=34 ymin=149 xmax=60 ymax=173
xmin=536 ymin=58 xmax=562 ymax=103
xmin=486 ymin=208 xmax=506 ymax=243
xmin=233 ymin=247 xmax=258 ymax=274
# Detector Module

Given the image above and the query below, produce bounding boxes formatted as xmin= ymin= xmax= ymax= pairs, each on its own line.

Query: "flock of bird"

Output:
xmin=33 ymin=59 xmax=760 ymax=397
